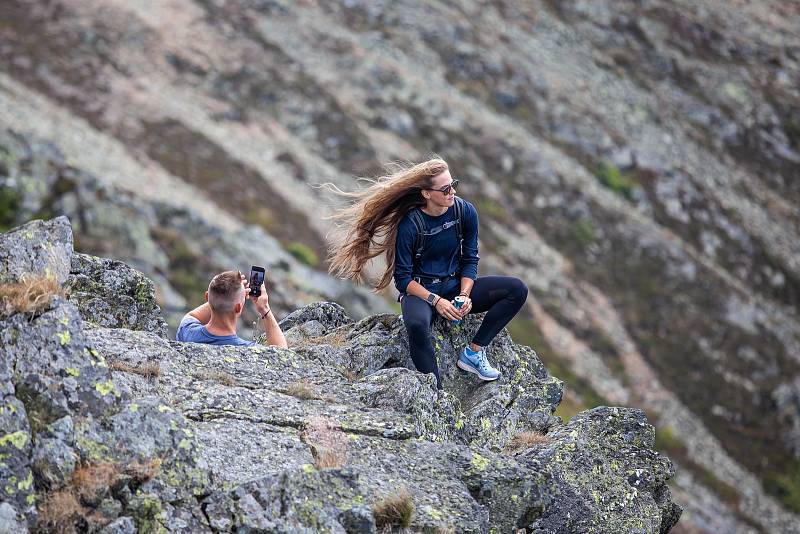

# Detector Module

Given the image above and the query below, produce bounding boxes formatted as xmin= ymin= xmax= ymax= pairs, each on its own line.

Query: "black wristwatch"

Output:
xmin=426 ymin=293 xmax=438 ymax=306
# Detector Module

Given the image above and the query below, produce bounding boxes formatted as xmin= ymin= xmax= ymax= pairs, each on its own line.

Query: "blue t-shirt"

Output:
xmin=393 ymin=198 xmax=480 ymax=293
xmin=175 ymin=316 xmax=255 ymax=346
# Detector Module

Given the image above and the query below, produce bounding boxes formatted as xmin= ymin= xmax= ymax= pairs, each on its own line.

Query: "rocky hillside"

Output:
xmin=0 ymin=217 xmax=682 ymax=533
xmin=0 ymin=1 xmax=798 ymax=533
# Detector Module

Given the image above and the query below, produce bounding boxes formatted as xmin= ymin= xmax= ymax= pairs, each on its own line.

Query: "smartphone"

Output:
xmin=248 ymin=266 xmax=265 ymax=297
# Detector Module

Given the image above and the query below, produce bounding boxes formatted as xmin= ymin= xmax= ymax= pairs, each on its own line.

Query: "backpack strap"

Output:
xmin=454 ymin=196 xmax=465 ymax=260
xmin=409 ymin=208 xmax=427 ymax=271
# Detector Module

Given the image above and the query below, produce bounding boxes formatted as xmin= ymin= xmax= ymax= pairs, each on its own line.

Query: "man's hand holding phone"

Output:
xmin=247 ymin=266 xmax=270 ymax=319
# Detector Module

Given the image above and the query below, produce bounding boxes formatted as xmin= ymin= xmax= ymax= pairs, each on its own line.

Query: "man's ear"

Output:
xmin=204 ymin=291 xmax=209 ymax=302
xmin=234 ymin=301 xmax=243 ymax=314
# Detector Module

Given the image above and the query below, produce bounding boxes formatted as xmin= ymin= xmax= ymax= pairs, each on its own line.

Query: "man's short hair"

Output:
xmin=208 ymin=271 xmax=244 ymax=313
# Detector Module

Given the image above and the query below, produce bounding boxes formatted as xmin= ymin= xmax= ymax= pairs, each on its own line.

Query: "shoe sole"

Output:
xmin=457 ymin=359 xmax=500 ymax=381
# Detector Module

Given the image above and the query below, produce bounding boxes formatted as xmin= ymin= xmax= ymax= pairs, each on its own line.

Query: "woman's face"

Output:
xmin=425 ymin=169 xmax=457 ymax=208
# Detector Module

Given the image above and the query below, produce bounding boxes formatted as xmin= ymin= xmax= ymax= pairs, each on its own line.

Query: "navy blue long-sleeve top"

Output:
xmin=393 ymin=198 xmax=480 ymax=293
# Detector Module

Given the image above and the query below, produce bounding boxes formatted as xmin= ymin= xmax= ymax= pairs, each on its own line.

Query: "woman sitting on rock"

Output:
xmin=327 ymin=158 xmax=528 ymax=389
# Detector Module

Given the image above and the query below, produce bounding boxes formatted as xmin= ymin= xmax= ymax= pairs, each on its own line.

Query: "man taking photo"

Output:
xmin=176 ymin=270 xmax=287 ymax=348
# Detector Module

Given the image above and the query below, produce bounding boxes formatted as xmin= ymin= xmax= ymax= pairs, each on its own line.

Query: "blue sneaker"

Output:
xmin=457 ymin=347 xmax=501 ymax=381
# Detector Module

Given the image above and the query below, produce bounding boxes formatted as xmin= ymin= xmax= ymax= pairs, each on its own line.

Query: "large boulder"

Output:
xmin=66 ymin=253 xmax=169 ymax=338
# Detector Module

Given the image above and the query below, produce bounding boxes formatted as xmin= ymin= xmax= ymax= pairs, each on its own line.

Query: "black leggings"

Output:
xmin=401 ymin=276 xmax=528 ymax=388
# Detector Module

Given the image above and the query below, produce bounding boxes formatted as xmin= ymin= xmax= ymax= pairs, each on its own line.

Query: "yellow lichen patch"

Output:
xmin=0 ymin=431 xmax=29 ymax=450
xmin=17 ymin=471 xmax=33 ymax=491
xmin=65 ymin=367 xmax=80 ymax=377
xmin=471 ymin=451 xmax=490 ymax=471
xmin=301 ymin=463 xmax=315 ymax=474
xmin=58 ymin=331 xmax=71 ymax=346
xmin=95 ymin=381 xmax=117 ymax=397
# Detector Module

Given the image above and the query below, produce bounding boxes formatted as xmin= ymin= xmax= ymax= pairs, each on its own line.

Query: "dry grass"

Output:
xmin=0 ymin=274 xmax=62 ymax=317
xmin=302 ymin=416 xmax=347 ymax=469
xmin=293 ymin=329 xmax=350 ymax=349
xmin=36 ymin=459 xmax=160 ymax=533
xmin=286 ymin=379 xmax=318 ymax=400
xmin=35 ymin=490 xmax=84 ymax=534
xmin=125 ymin=459 xmax=162 ymax=488
xmin=504 ymin=431 xmax=549 ymax=455
xmin=435 ymin=526 xmax=456 ymax=534
xmin=108 ymin=360 xmax=161 ymax=380
xmin=71 ymin=463 xmax=118 ymax=504
xmin=372 ymin=487 xmax=414 ymax=530
xmin=194 ymin=369 xmax=236 ymax=386
xmin=339 ymin=367 xmax=360 ymax=382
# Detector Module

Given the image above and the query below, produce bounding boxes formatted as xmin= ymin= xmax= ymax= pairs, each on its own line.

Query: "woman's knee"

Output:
xmin=404 ymin=318 xmax=431 ymax=340
xmin=509 ymin=277 xmax=528 ymax=301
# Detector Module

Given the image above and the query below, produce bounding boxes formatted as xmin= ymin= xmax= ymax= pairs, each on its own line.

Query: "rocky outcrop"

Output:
xmin=0 ymin=217 xmax=681 ymax=532
xmin=1 ymin=2 xmax=798 ymax=529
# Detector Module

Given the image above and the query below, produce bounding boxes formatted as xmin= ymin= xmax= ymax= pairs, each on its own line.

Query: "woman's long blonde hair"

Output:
xmin=326 ymin=158 xmax=448 ymax=291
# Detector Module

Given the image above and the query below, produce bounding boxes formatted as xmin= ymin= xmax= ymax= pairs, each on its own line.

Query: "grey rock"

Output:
xmin=96 ymin=498 xmax=123 ymax=521
xmin=279 ymin=301 xmax=354 ymax=333
xmin=97 ymin=516 xmax=135 ymax=534
xmin=0 ymin=502 xmax=27 ymax=534
xmin=31 ymin=434 xmax=77 ymax=489
xmin=66 ymin=252 xmax=169 ymax=337
xmin=528 ymin=407 xmax=682 ymax=533
xmin=0 ymin=216 xmax=72 ymax=285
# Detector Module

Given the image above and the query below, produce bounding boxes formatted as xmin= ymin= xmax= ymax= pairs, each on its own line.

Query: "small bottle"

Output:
xmin=452 ymin=296 xmax=467 ymax=325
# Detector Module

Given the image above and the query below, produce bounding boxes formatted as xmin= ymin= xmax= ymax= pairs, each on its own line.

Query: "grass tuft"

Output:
xmin=0 ymin=274 xmax=62 ymax=317
xmin=194 ymin=369 xmax=236 ymax=386
xmin=504 ymin=430 xmax=549 ymax=454
xmin=108 ymin=360 xmax=161 ymax=380
xmin=339 ymin=367 xmax=360 ymax=382
xmin=35 ymin=459 xmax=160 ymax=533
xmin=372 ymin=487 xmax=414 ymax=529
xmin=35 ymin=490 xmax=84 ymax=534
xmin=286 ymin=379 xmax=318 ymax=400
xmin=302 ymin=416 xmax=347 ymax=469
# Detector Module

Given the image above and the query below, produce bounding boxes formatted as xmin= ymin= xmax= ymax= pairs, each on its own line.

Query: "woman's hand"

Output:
xmin=434 ymin=297 xmax=461 ymax=321
xmin=458 ymin=296 xmax=473 ymax=318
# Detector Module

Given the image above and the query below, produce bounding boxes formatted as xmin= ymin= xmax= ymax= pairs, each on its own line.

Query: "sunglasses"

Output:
xmin=428 ymin=179 xmax=459 ymax=195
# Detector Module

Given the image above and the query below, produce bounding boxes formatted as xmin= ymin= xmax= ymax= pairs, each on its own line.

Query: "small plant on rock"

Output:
xmin=286 ymin=242 xmax=319 ymax=267
xmin=372 ymin=487 xmax=414 ymax=530
xmin=0 ymin=274 xmax=62 ymax=318
xmin=302 ymin=416 xmax=347 ymax=469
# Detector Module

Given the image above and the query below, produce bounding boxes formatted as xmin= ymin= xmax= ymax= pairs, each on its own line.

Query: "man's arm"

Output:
xmin=250 ymin=283 xmax=288 ymax=349
xmin=186 ymin=301 xmax=212 ymax=325
xmin=259 ymin=307 xmax=288 ymax=349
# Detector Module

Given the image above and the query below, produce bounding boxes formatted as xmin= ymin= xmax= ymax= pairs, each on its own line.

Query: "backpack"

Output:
xmin=407 ymin=196 xmax=466 ymax=275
